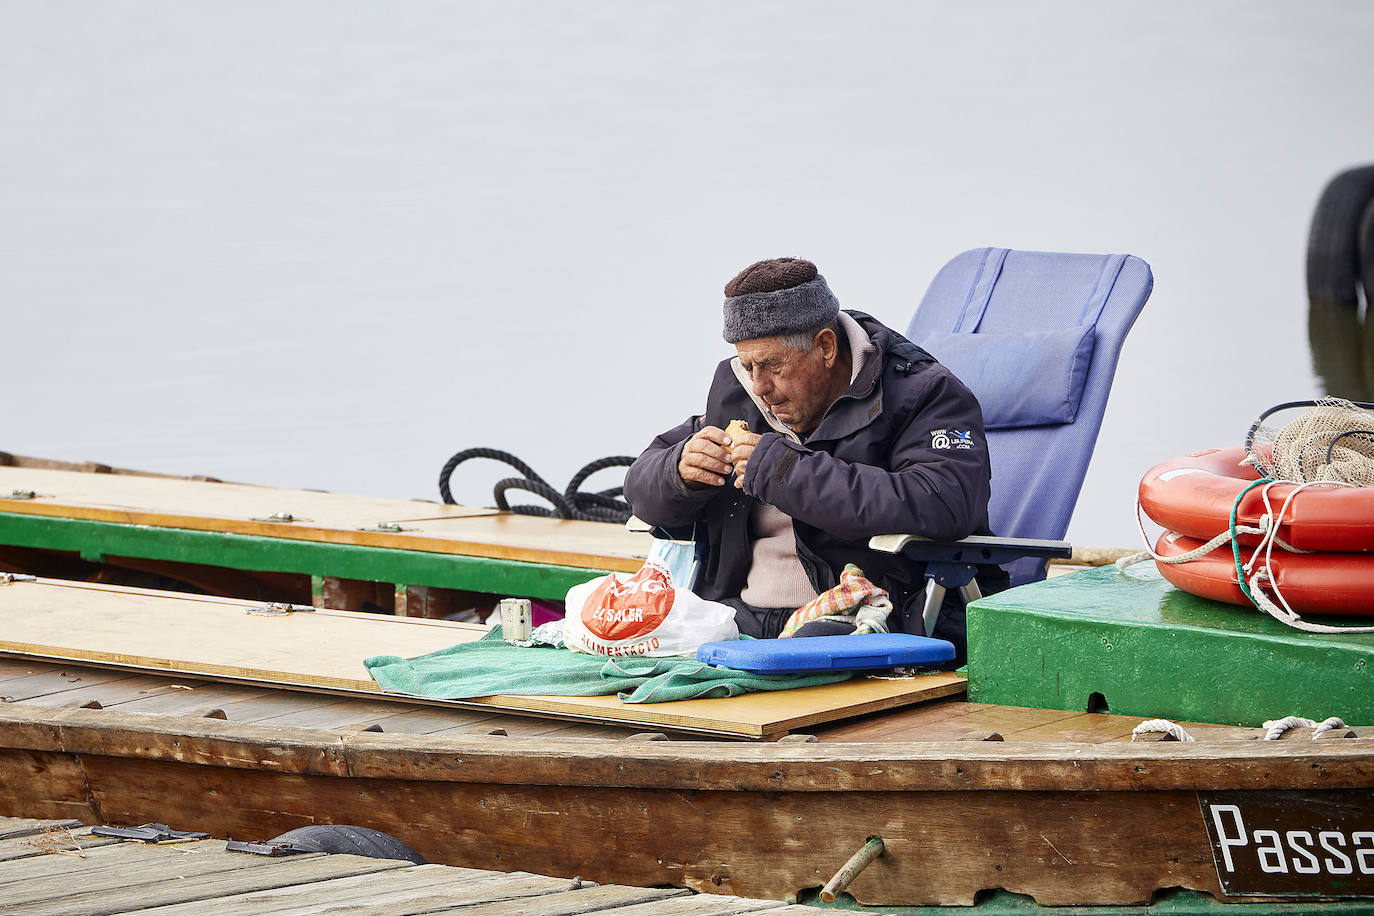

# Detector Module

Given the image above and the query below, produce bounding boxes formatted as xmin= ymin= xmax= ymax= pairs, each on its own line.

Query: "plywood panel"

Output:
xmin=0 ymin=578 xmax=963 ymax=738
xmin=0 ymin=466 xmax=651 ymax=571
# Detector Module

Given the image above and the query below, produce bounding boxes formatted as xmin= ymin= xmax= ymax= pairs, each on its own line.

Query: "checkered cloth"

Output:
xmin=779 ymin=563 xmax=893 ymax=638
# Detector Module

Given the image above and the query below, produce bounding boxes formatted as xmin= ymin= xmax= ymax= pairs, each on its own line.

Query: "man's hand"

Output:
xmin=678 ymin=426 xmax=734 ymax=488
xmin=726 ymin=429 xmax=761 ymax=489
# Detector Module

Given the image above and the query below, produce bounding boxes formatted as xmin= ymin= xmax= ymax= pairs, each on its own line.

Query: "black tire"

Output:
xmin=1307 ymin=164 xmax=1374 ymax=309
xmin=268 ymin=825 xmax=427 ymax=864
xmin=1360 ymin=195 xmax=1374 ymax=306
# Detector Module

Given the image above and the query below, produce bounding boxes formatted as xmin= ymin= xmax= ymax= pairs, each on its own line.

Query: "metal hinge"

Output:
xmin=0 ymin=573 xmax=36 ymax=586
xmin=245 ymin=602 xmax=315 ymax=617
xmin=6 ymin=489 xmax=39 ymax=500
xmin=249 ymin=512 xmax=312 ymax=523
xmin=359 ymin=521 xmax=416 ymax=533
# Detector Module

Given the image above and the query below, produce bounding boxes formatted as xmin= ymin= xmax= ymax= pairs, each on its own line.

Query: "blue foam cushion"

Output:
xmin=919 ymin=325 xmax=1095 ymax=429
xmin=697 ymin=634 xmax=955 ymax=674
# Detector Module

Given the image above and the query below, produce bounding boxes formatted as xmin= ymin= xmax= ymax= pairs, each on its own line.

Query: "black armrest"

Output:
xmin=868 ymin=533 xmax=1073 ymax=567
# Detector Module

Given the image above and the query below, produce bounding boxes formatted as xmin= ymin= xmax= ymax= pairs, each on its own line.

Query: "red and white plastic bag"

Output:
xmin=563 ymin=561 xmax=738 ymax=657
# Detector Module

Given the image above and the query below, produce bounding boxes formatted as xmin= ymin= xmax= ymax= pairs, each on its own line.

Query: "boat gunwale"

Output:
xmin=3 ymin=704 xmax=1371 ymax=793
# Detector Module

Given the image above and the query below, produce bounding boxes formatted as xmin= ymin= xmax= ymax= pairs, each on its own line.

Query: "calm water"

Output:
xmin=4 ymin=2 xmax=1373 ymax=548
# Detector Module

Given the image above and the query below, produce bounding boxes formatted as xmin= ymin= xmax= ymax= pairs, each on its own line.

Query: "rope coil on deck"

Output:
xmin=438 ymin=448 xmax=636 ymax=524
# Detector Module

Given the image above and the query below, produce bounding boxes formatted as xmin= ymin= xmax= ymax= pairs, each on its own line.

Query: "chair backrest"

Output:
xmin=906 ymin=247 xmax=1153 ymax=586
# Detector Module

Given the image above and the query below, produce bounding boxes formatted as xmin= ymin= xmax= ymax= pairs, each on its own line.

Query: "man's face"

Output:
xmin=735 ymin=334 xmax=835 ymax=435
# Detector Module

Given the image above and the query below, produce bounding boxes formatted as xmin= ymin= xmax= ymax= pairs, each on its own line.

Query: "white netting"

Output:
xmin=1247 ymin=397 xmax=1374 ymax=485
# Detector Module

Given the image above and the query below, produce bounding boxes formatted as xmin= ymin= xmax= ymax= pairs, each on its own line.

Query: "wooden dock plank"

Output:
xmin=443 ymin=885 xmax=693 ymax=916
xmin=6 ymin=851 xmax=409 ymax=915
xmin=0 ymin=820 xmax=839 ymax=915
xmin=0 ymin=837 xmax=228 ymax=886
xmin=562 ymin=896 xmax=791 ymax=915
xmin=0 ymin=816 xmax=82 ymax=840
xmin=150 ymin=868 xmax=576 ymax=916
xmin=0 ymin=826 xmax=119 ymax=862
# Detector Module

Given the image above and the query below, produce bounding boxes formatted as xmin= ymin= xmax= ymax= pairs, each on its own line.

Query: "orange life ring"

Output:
xmin=1153 ymin=530 xmax=1374 ymax=616
xmin=1139 ymin=446 xmax=1374 ymax=552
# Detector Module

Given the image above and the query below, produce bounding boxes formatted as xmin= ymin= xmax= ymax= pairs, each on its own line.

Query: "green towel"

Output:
xmin=364 ymin=628 xmax=850 ymax=704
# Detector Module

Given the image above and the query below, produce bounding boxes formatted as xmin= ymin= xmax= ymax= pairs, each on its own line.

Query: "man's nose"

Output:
xmin=750 ymin=373 xmax=772 ymax=398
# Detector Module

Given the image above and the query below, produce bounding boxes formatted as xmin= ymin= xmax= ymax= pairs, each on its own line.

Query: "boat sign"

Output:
xmin=1199 ymin=790 xmax=1374 ymax=897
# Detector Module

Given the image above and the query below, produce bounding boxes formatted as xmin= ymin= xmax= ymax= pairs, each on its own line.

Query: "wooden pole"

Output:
xmin=820 ymin=835 xmax=885 ymax=903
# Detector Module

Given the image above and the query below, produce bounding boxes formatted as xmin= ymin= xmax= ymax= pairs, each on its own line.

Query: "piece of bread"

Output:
xmin=724 ymin=419 xmax=749 ymax=445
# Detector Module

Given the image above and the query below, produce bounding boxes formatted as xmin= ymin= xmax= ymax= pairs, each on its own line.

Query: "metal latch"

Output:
xmin=91 ymin=823 xmax=210 ymax=843
xmin=245 ymin=602 xmax=315 ymax=617
xmin=0 ymin=573 xmax=36 ymax=586
xmin=250 ymin=512 xmax=311 ymax=523
xmin=7 ymin=489 xmax=38 ymax=500
xmin=359 ymin=521 xmax=416 ymax=533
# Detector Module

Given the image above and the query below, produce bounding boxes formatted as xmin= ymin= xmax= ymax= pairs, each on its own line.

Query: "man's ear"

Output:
xmin=814 ymin=328 xmax=840 ymax=367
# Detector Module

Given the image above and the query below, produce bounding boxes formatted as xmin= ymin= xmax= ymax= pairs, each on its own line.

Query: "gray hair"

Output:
xmin=780 ymin=319 xmax=843 ymax=354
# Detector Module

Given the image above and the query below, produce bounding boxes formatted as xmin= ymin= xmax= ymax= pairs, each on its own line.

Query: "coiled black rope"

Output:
xmin=438 ymin=448 xmax=636 ymax=523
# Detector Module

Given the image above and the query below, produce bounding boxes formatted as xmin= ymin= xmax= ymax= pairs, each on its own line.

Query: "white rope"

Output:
xmin=1244 ymin=569 xmax=1374 ymax=633
xmin=1240 ymin=479 xmax=1374 ymax=633
xmin=1117 ymin=495 xmax=1275 ymax=572
xmin=1262 ymin=716 xmax=1349 ymax=740
xmin=1123 ymin=482 xmax=1374 ymax=634
xmin=1131 ymin=719 xmax=1196 ymax=742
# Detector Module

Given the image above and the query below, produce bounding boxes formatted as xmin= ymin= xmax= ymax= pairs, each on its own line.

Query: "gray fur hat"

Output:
xmin=721 ymin=257 xmax=840 ymax=344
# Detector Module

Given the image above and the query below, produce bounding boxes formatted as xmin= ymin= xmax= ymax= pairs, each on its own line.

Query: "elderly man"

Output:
xmin=624 ymin=257 xmax=1002 ymax=656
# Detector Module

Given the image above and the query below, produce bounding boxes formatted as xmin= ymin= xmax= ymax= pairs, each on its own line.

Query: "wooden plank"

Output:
xmin=0 ymin=749 xmax=99 ymax=823
xmin=103 ymin=681 xmax=278 ymax=716
xmin=59 ymin=754 xmax=1235 ymax=907
xmin=0 ymin=658 xmax=46 ymax=681
xmin=579 ymin=896 xmax=791 ymax=915
xmin=0 ymin=816 xmax=80 ymax=840
xmin=0 ymin=466 xmax=652 ymax=571
xmin=0 ymin=827 xmax=120 ymax=862
xmin=0 ymin=577 xmax=488 ymax=691
xmin=0 ymin=835 xmax=213 ymax=885
xmin=0 ymin=465 xmax=498 ymax=531
xmin=11 ymin=851 xmax=411 ymax=916
xmin=355 ymin=706 xmax=511 ymax=735
xmin=0 ymin=667 xmax=136 ymax=703
xmin=1007 ymin=711 xmax=1139 ymax=743
xmin=7 ymin=672 xmax=185 ymax=709
xmin=449 ymin=885 xmax=693 ymax=916
xmin=146 ymin=867 xmax=576 ymax=916
xmin=0 ymin=578 xmax=965 ymax=738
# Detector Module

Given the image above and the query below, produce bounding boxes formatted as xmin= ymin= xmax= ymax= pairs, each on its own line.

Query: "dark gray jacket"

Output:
xmin=624 ymin=312 xmax=997 ymax=642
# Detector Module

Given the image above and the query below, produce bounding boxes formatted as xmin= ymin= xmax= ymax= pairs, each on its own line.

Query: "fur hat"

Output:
xmin=722 ymin=257 xmax=840 ymax=344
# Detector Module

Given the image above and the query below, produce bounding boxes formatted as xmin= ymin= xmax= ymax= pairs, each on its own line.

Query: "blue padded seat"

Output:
xmin=904 ymin=247 xmax=1153 ymax=588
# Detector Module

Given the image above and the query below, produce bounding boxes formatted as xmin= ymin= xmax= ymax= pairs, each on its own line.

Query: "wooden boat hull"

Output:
xmin=3 ymin=703 xmax=1372 ymax=907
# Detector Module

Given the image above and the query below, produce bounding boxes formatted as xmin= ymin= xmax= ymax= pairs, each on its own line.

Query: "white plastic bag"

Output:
xmin=564 ymin=560 xmax=738 ymax=658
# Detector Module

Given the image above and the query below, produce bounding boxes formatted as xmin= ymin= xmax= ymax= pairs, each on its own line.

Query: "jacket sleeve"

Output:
xmin=742 ymin=370 xmax=992 ymax=542
xmin=623 ymin=414 xmax=722 ymax=528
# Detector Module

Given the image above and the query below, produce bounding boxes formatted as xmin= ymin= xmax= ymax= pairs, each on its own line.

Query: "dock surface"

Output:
xmin=0 ymin=817 xmax=838 ymax=915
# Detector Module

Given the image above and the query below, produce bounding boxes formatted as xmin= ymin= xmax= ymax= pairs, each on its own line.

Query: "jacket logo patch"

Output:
xmin=931 ymin=429 xmax=976 ymax=450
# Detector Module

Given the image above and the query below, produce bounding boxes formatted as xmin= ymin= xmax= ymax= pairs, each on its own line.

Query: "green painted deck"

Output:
xmin=0 ymin=511 xmax=606 ymax=601
xmin=966 ymin=564 xmax=1374 ymax=727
